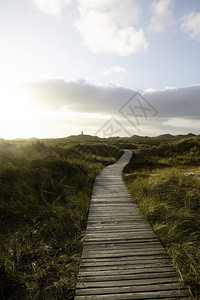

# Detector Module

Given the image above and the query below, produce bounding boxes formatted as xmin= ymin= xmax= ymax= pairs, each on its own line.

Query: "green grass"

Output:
xmin=1 ymin=133 xmax=200 ymax=298
xmin=124 ymin=142 xmax=200 ymax=298
xmin=0 ymin=139 xmax=122 ymax=299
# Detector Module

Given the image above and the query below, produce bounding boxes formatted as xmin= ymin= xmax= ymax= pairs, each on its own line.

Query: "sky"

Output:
xmin=0 ymin=0 xmax=200 ymax=139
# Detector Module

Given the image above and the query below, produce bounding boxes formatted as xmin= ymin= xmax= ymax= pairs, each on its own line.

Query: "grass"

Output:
xmin=1 ymin=133 xmax=200 ymax=298
xmin=124 ymin=137 xmax=200 ymax=298
xmin=0 ymin=138 xmax=122 ymax=299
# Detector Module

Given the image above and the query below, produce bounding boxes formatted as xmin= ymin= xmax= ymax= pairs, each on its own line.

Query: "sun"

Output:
xmin=0 ymin=82 xmax=42 ymax=139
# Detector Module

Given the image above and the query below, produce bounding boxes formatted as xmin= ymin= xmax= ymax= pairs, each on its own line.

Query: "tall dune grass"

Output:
xmin=0 ymin=139 xmax=122 ymax=299
xmin=124 ymin=139 xmax=200 ymax=298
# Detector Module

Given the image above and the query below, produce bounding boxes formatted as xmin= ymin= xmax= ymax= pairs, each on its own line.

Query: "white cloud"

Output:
xmin=32 ymin=0 xmax=71 ymax=16
xmin=144 ymin=88 xmax=156 ymax=93
xmin=75 ymin=0 xmax=148 ymax=56
xmin=149 ymin=0 xmax=174 ymax=33
xmin=163 ymin=118 xmax=200 ymax=129
xmin=102 ymin=66 xmax=127 ymax=76
xmin=181 ymin=11 xmax=200 ymax=42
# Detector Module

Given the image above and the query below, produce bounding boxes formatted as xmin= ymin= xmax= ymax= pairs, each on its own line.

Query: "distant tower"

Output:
xmin=81 ymin=131 xmax=83 ymax=135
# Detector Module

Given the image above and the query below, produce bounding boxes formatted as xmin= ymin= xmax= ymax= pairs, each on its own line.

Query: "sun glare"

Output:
xmin=0 ymin=83 xmax=42 ymax=139
xmin=0 ymin=82 xmax=84 ymax=139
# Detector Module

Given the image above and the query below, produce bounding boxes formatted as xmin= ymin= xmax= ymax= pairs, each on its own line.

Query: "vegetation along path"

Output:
xmin=75 ymin=150 xmax=191 ymax=299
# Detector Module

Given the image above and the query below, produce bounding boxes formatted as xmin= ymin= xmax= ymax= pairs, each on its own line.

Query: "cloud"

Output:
xmin=18 ymin=80 xmax=200 ymax=137
xmin=181 ymin=11 xmax=200 ymax=42
xmin=21 ymin=79 xmax=132 ymax=113
xmin=32 ymin=0 xmax=71 ymax=16
xmin=101 ymin=66 xmax=127 ymax=76
xmin=149 ymin=0 xmax=174 ymax=33
xmin=163 ymin=118 xmax=200 ymax=129
xmin=143 ymin=84 xmax=200 ymax=119
xmin=22 ymin=80 xmax=200 ymax=118
xmin=74 ymin=0 xmax=148 ymax=56
xmin=144 ymin=88 xmax=156 ymax=93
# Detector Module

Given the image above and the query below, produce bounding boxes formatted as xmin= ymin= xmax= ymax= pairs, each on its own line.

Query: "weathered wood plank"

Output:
xmin=74 ymin=289 xmax=190 ymax=299
xmin=76 ymin=272 xmax=179 ymax=283
xmin=78 ymin=267 xmax=177 ymax=277
xmin=74 ymin=150 xmax=191 ymax=299
xmin=82 ymin=244 xmax=163 ymax=251
xmin=84 ymin=238 xmax=162 ymax=244
xmin=79 ymin=258 xmax=172 ymax=267
xmin=76 ymin=283 xmax=187 ymax=295
xmin=80 ymin=263 xmax=175 ymax=272
xmin=84 ymin=236 xmax=158 ymax=242
xmin=87 ymin=225 xmax=153 ymax=229
xmin=82 ymin=250 xmax=167 ymax=259
xmin=77 ymin=277 xmax=179 ymax=288
xmin=86 ymin=227 xmax=153 ymax=232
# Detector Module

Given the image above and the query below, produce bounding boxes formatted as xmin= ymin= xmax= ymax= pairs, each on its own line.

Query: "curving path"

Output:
xmin=74 ymin=150 xmax=191 ymax=299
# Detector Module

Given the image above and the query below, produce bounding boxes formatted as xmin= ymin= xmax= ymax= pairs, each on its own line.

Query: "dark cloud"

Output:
xmin=22 ymin=80 xmax=200 ymax=121
xmin=23 ymin=80 xmax=133 ymax=113
xmin=21 ymin=79 xmax=133 ymax=113
xmin=144 ymin=85 xmax=200 ymax=119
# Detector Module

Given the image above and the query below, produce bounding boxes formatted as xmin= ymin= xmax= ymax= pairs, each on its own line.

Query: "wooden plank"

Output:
xmin=84 ymin=236 xmax=158 ymax=242
xmin=76 ymin=272 xmax=179 ymax=283
xmin=88 ymin=212 xmax=144 ymax=215
xmin=80 ymin=264 xmax=175 ymax=272
xmin=84 ymin=238 xmax=161 ymax=244
xmin=86 ymin=227 xmax=154 ymax=231
xmin=78 ymin=267 xmax=177 ymax=277
xmin=87 ymin=217 xmax=145 ymax=221
xmin=80 ymin=258 xmax=172 ymax=267
xmin=82 ymin=254 xmax=169 ymax=262
xmin=85 ymin=230 xmax=156 ymax=235
xmin=87 ymin=221 xmax=153 ymax=226
xmin=82 ymin=250 xmax=167 ymax=258
xmin=75 ymin=283 xmax=186 ymax=295
xmin=77 ymin=277 xmax=179 ymax=288
xmin=82 ymin=244 xmax=163 ymax=251
xmin=74 ymin=150 xmax=191 ymax=299
xmin=74 ymin=290 xmax=190 ymax=299
xmin=86 ymin=227 xmax=152 ymax=232
xmin=81 ymin=255 xmax=171 ymax=262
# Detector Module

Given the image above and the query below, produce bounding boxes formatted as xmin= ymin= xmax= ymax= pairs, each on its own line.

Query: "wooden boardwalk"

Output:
xmin=75 ymin=150 xmax=191 ymax=299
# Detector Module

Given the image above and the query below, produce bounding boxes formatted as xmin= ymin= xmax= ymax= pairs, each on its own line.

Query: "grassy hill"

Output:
xmin=1 ymin=132 xmax=200 ymax=298
xmin=0 ymin=138 xmax=122 ymax=299
xmin=123 ymin=134 xmax=200 ymax=298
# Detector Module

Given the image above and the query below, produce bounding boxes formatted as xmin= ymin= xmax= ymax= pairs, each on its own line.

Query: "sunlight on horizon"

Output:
xmin=0 ymin=82 xmax=109 ymax=140
xmin=0 ymin=83 xmax=48 ymax=139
